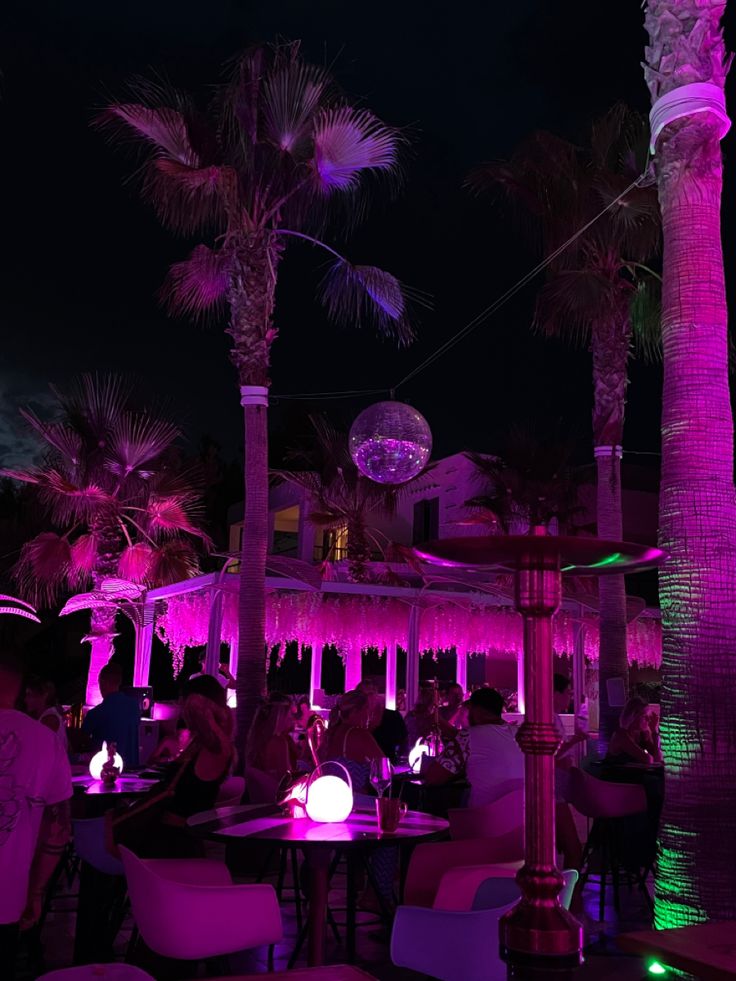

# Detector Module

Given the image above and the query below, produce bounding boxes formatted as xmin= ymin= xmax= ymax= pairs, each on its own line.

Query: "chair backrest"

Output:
xmin=404 ymin=838 xmax=523 ymax=908
xmin=245 ymin=766 xmax=279 ymax=804
xmin=448 ymin=788 xmax=525 ymax=841
xmin=217 ymin=775 xmax=245 ymax=807
xmin=433 ymin=865 xmax=578 ymax=913
xmin=567 ymin=767 xmax=647 ymax=819
xmin=471 ymin=876 xmax=521 ymax=911
xmin=73 ymin=818 xmax=124 ymax=877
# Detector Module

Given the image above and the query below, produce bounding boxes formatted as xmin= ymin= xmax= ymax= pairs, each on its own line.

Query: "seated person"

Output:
xmin=293 ymin=695 xmax=312 ymax=729
xmin=606 ymin=695 xmax=662 ymax=765
xmin=82 ymin=663 xmax=140 ymax=767
xmin=189 ymin=650 xmax=236 ymax=690
xmin=25 ymin=676 xmax=68 ymax=752
xmin=440 ymin=682 xmax=468 ymax=729
xmin=357 ymin=679 xmax=408 ymax=763
xmin=424 ymin=687 xmax=524 ymax=806
xmin=320 ymin=689 xmax=384 ymax=792
xmin=553 ymin=674 xmax=586 ymax=884
xmin=246 ymin=697 xmax=297 ymax=782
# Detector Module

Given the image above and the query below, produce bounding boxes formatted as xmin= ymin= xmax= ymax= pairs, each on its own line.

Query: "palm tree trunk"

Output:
xmin=228 ymin=234 xmax=281 ymax=755
xmin=85 ymin=515 xmax=122 ymax=705
xmin=644 ymin=0 xmax=736 ymax=925
xmin=592 ymin=314 xmax=631 ymax=749
xmin=347 ymin=518 xmax=372 ymax=583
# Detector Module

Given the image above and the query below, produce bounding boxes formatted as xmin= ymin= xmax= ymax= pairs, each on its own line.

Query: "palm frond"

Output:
xmin=312 ymin=106 xmax=402 ymax=192
xmin=70 ymin=533 xmax=98 ymax=579
xmin=19 ymin=409 xmax=82 ymax=464
xmin=534 ymin=268 xmax=628 ymax=345
xmin=262 ymin=56 xmax=330 ymax=156
xmin=106 ymin=413 xmax=180 ymax=478
xmin=160 ymin=244 xmax=232 ymax=320
xmin=59 ymin=374 xmax=129 ymax=443
xmin=15 ymin=532 xmax=71 ymax=606
xmin=99 ymin=103 xmax=200 ymax=167
xmin=146 ymin=160 xmax=229 ymax=234
xmin=143 ymin=494 xmax=211 ymax=543
xmin=147 ymin=539 xmax=200 ymax=585
xmin=630 ymin=277 xmax=662 ymax=364
xmin=118 ymin=543 xmax=154 ymax=582
xmin=318 ymin=258 xmax=416 ymax=345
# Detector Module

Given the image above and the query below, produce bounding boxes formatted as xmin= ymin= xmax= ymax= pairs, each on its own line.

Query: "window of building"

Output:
xmin=314 ymin=525 xmax=349 ymax=562
xmin=273 ymin=505 xmax=300 ymax=557
xmin=413 ymin=497 xmax=439 ymax=545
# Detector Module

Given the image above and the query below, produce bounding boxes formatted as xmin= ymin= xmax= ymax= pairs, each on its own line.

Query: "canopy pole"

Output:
xmin=405 ymin=606 xmax=421 ymax=709
xmin=310 ymin=644 xmax=323 ymax=707
xmin=133 ymin=604 xmax=155 ymax=688
xmin=385 ymin=642 xmax=398 ymax=710
xmin=456 ymin=649 xmax=468 ymax=693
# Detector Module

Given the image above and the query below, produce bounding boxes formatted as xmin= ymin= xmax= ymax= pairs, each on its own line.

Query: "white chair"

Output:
xmin=119 ymin=846 xmax=283 ymax=961
xmin=391 ymin=869 xmax=578 ymax=981
xmin=37 ymin=968 xmax=155 ymax=980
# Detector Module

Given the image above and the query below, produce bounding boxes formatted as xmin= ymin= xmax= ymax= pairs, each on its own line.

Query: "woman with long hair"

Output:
xmin=245 ymin=698 xmax=297 ymax=781
xmin=607 ymin=695 xmax=662 ymax=765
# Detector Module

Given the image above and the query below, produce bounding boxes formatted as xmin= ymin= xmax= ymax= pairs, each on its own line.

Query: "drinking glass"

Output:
xmin=369 ymin=757 xmax=393 ymax=798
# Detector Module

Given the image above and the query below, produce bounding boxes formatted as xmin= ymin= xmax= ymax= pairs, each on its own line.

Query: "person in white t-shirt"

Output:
xmin=424 ymin=687 xmax=524 ymax=807
xmin=189 ymin=651 xmax=236 ymax=690
xmin=0 ymin=652 xmax=72 ymax=979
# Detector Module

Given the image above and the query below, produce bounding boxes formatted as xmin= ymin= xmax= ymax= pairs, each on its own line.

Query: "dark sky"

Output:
xmin=1 ymin=0 xmax=733 ymax=470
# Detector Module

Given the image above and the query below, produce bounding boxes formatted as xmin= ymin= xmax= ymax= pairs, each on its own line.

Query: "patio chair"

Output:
xmin=37 ymin=968 xmax=155 ymax=981
xmin=403 ymin=837 xmax=524 ymax=908
xmin=391 ymin=868 xmax=578 ymax=981
xmin=567 ymin=766 xmax=649 ymax=922
xmin=119 ymin=846 xmax=282 ymax=963
xmin=447 ymin=787 xmax=525 ymax=843
xmin=216 ymin=775 xmax=245 ymax=808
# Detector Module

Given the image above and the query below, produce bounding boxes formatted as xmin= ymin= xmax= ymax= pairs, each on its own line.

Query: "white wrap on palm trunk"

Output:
xmin=649 ymin=82 xmax=730 ymax=152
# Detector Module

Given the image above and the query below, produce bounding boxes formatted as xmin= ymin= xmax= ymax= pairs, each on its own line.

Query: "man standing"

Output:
xmin=82 ymin=662 xmax=140 ymax=766
xmin=0 ymin=652 xmax=72 ymax=979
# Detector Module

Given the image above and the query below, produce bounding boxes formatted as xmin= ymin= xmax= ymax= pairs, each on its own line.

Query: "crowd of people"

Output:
xmin=0 ymin=648 xmax=664 ymax=978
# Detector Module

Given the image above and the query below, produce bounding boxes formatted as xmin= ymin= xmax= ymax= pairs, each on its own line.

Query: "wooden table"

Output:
xmin=72 ymin=775 xmax=160 ymax=795
xmin=189 ymin=803 xmax=448 ymax=967
xmin=618 ymin=921 xmax=736 ymax=979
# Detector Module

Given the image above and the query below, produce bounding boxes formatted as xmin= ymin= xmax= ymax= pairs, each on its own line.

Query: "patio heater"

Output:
xmin=414 ymin=528 xmax=664 ymax=975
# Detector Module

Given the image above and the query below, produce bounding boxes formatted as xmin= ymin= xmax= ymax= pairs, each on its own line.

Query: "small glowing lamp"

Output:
xmin=648 ymin=963 xmax=668 ymax=977
xmin=408 ymin=738 xmax=431 ymax=773
xmin=305 ymin=774 xmax=354 ymax=823
xmin=89 ymin=741 xmax=124 ymax=780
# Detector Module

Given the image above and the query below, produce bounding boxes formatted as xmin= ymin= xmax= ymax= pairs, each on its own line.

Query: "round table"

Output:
xmin=188 ymin=803 xmax=448 ymax=966
xmin=72 ymin=775 xmax=161 ymax=796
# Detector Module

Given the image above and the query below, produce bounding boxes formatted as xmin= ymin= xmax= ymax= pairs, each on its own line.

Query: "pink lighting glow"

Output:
xmin=155 ymin=591 xmax=662 ymax=670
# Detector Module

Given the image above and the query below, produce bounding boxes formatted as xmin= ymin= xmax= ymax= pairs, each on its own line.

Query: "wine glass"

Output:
xmin=369 ymin=757 xmax=393 ymax=798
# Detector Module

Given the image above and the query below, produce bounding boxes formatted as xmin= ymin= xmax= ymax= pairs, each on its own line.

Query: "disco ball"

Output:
xmin=349 ymin=400 xmax=432 ymax=484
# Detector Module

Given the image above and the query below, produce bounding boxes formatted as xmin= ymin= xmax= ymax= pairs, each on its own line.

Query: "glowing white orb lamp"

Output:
xmin=408 ymin=738 xmax=431 ymax=774
xmin=305 ymin=763 xmax=353 ymax=823
xmin=89 ymin=741 xmax=124 ymax=779
xmin=349 ymin=401 xmax=432 ymax=485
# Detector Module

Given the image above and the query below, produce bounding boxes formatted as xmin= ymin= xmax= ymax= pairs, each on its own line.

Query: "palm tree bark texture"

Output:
xmin=644 ymin=0 xmax=736 ymax=926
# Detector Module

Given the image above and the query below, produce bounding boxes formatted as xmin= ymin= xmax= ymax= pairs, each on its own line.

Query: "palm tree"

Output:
xmin=465 ymin=424 xmax=583 ymax=534
xmin=469 ymin=105 xmax=661 ymax=745
xmin=6 ymin=375 xmax=207 ymax=705
xmin=643 ymin=0 xmax=736 ymax=926
xmin=278 ymin=414 xmax=400 ymax=582
xmin=99 ymin=43 xmax=415 ymax=742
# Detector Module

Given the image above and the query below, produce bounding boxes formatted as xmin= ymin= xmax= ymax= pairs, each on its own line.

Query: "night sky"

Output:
xmin=1 ymin=1 xmax=735 ymax=472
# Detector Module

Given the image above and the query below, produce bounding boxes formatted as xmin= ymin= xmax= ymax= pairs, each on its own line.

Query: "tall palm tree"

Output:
xmin=100 ymin=43 xmax=415 ymax=742
xmin=278 ymin=414 xmax=400 ymax=582
xmin=5 ymin=375 xmax=207 ymax=705
xmin=643 ymin=0 xmax=736 ymax=926
xmin=469 ymin=105 xmax=661 ymax=745
xmin=465 ymin=424 xmax=583 ymax=534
